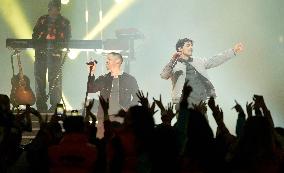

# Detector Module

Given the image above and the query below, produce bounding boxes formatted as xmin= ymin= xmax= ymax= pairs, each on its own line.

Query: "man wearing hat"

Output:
xmin=32 ymin=0 xmax=71 ymax=112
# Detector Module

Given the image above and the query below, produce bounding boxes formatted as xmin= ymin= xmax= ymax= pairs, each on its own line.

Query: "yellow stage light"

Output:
xmin=61 ymin=0 xmax=70 ymax=5
xmin=0 ymin=0 xmax=35 ymax=60
xmin=115 ymin=0 xmax=125 ymax=4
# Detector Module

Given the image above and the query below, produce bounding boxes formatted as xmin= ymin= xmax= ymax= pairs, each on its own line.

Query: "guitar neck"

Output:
xmin=16 ymin=53 xmax=26 ymax=86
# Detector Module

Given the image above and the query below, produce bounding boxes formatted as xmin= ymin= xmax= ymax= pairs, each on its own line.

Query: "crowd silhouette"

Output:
xmin=0 ymin=82 xmax=284 ymax=173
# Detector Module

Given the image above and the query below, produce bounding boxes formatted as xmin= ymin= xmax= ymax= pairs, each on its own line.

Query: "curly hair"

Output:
xmin=176 ymin=38 xmax=193 ymax=51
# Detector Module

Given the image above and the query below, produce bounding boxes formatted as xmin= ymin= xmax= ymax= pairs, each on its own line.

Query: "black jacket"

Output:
xmin=88 ymin=72 xmax=139 ymax=116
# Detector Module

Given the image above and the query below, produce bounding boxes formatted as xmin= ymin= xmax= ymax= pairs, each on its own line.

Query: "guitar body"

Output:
xmin=10 ymin=73 xmax=36 ymax=106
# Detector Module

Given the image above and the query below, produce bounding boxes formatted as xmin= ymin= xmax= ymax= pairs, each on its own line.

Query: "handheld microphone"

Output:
xmin=86 ymin=60 xmax=98 ymax=66
xmin=172 ymin=51 xmax=181 ymax=63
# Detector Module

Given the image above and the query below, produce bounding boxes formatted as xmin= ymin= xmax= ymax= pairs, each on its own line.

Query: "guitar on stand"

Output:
xmin=10 ymin=50 xmax=36 ymax=107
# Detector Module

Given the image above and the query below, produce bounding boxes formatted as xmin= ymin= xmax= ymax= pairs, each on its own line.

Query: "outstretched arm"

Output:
xmin=208 ymin=97 xmax=230 ymax=135
xmin=202 ymin=42 xmax=244 ymax=69
xmin=232 ymin=100 xmax=246 ymax=138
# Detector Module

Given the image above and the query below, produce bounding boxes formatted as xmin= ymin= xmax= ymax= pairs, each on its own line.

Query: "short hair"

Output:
xmin=48 ymin=0 xmax=61 ymax=11
xmin=176 ymin=38 xmax=193 ymax=51
xmin=109 ymin=52 xmax=123 ymax=63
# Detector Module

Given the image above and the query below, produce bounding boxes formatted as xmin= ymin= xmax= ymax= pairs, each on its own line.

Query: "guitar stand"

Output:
xmin=49 ymin=50 xmax=69 ymax=110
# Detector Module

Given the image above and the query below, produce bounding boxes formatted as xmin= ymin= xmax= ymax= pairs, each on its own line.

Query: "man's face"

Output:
xmin=48 ymin=7 xmax=60 ymax=18
xmin=106 ymin=54 xmax=119 ymax=70
xmin=178 ymin=41 xmax=193 ymax=57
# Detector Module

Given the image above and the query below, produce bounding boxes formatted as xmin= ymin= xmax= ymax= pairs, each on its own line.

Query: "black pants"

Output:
xmin=34 ymin=50 xmax=63 ymax=112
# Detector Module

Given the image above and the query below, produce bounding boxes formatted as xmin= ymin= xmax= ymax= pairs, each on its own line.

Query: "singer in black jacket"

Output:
xmin=87 ymin=52 xmax=139 ymax=121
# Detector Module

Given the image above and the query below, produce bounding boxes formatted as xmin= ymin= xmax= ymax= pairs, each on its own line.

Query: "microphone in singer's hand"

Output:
xmin=86 ymin=60 xmax=98 ymax=66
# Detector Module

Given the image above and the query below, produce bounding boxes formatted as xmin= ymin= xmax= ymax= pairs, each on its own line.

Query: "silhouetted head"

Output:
xmin=186 ymin=109 xmax=214 ymax=149
xmin=234 ymin=116 xmax=277 ymax=166
xmin=63 ymin=116 xmax=85 ymax=133
xmin=0 ymin=94 xmax=10 ymax=112
xmin=125 ymin=105 xmax=155 ymax=137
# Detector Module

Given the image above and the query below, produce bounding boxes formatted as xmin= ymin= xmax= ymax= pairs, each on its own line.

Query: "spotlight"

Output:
xmin=279 ymin=35 xmax=283 ymax=44
xmin=61 ymin=0 xmax=70 ymax=5
xmin=115 ymin=0 xmax=124 ymax=4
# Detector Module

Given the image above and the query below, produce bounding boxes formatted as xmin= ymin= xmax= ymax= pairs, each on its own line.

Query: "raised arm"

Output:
xmin=202 ymin=42 xmax=244 ymax=69
xmin=232 ymin=100 xmax=246 ymax=138
xmin=87 ymin=63 xmax=104 ymax=93
xmin=160 ymin=52 xmax=181 ymax=79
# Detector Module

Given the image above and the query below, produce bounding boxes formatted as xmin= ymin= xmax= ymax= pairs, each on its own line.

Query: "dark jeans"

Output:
xmin=34 ymin=50 xmax=63 ymax=112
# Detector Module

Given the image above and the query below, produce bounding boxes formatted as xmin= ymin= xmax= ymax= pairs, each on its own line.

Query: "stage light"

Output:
xmin=115 ymin=0 xmax=124 ymax=4
xmin=61 ymin=0 xmax=70 ymax=5
xmin=68 ymin=0 xmax=135 ymax=60
xmin=279 ymin=35 xmax=283 ymax=44
xmin=0 ymin=0 xmax=34 ymax=60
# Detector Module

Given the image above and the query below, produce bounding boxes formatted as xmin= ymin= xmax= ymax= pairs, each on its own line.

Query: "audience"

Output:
xmin=0 ymin=85 xmax=284 ymax=173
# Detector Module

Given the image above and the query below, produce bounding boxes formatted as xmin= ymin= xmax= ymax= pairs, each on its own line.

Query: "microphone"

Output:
xmin=86 ymin=60 xmax=98 ymax=66
xmin=172 ymin=51 xmax=181 ymax=64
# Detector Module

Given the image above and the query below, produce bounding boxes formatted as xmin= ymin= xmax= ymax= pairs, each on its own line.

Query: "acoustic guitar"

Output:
xmin=10 ymin=52 xmax=36 ymax=106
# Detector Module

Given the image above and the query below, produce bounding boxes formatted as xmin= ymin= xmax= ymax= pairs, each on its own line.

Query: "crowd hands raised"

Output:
xmin=0 ymin=84 xmax=284 ymax=173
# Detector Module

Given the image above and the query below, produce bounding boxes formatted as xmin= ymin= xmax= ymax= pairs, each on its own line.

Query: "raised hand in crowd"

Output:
xmin=137 ymin=90 xmax=157 ymax=115
xmin=154 ymin=95 xmax=175 ymax=125
xmin=192 ymin=101 xmax=207 ymax=115
xmin=253 ymin=94 xmax=274 ymax=127
xmin=149 ymin=101 xmax=157 ymax=116
xmin=232 ymin=100 xmax=244 ymax=114
xmin=136 ymin=90 xmax=150 ymax=107
xmin=85 ymin=98 xmax=97 ymax=123
xmin=153 ymin=94 xmax=166 ymax=114
xmin=211 ymin=104 xmax=224 ymax=124
xmin=232 ymin=100 xmax=246 ymax=137
xmin=180 ymin=80 xmax=192 ymax=109
xmin=161 ymin=102 xmax=175 ymax=126
xmin=208 ymin=97 xmax=230 ymax=135
xmin=208 ymin=96 xmax=217 ymax=111
xmin=232 ymin=100 xmax=246 ymax=120
xmin=246 ymin=101 xmax=253 ymax=118
xmin=99 ymin=95 xmax=109 ymax=121
xmin=253 ymin=95 xmax=268 ymax=112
